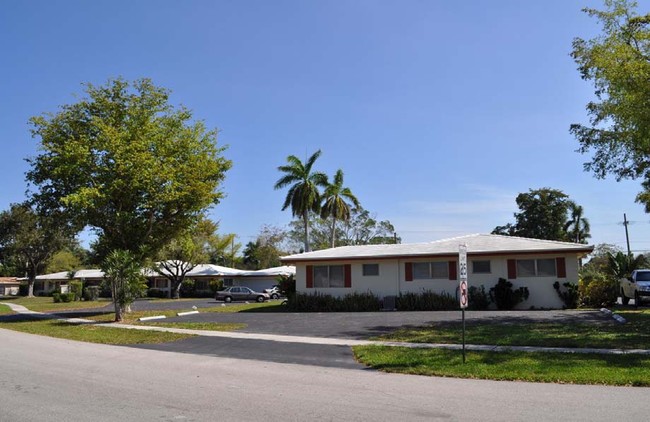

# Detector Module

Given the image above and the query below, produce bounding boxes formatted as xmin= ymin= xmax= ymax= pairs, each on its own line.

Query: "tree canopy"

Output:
xmin=571 ymin=0 xmax=650 ymax=210
xmin=27 ymin=78 xmax=232 ymax=261
xmin=492 ymin=188 xmax=590 ymax=243
xmin=320 ymin=169 xmax=360 ymax=248
xmin=0 ymin=203 xmax=70 ymax=295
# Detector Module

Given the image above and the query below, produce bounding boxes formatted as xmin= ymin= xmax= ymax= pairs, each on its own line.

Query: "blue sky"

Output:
xmin=2 ymin=0 xmax=650 ymax=253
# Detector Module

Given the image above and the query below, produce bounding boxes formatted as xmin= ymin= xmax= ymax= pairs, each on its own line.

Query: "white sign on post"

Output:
xmin=459 ymin=244 xmax=468 ymax=309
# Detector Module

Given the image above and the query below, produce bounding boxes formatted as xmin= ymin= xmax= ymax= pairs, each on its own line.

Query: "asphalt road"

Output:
xmin=2 ymin=328 xmax=648 ymax=422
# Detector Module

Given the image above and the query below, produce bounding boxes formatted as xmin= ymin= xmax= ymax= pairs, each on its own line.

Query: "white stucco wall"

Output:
xmin=295 ymin=252 xmax=581 ymax=309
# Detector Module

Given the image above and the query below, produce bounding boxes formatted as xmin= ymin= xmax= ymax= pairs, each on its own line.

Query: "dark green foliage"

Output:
xmin=288 ymin=292 xmax=380 ymax=312
xmin=147 ymin=288 xmax=167 ymax=298
xmin=179 ymin=279 xmax=195 ymax=297
xmin=396 ymin=291 xmax=457 ymax=311
xmin=277 ymin=275 xmax=295 ymax=296
xmin=83 ymin=286 xmax=100 ymax=301
xmin=578 ymin=268 xmax=618 ymax=308
xmin=553 ymin=281 xmax=579 ymax=309
xmin=52 ymin=292 xmax=61 ymax=303
xmin=467 ymin=285 xmax=491 ymax=310
xmin=209 ymin=279 xmax=223 ymax=293
xmin=489 ymin=278 xmax=530 ymax=310
xmin=60 ymin=292 xmax=75 ymax=302
xmin=69 ymin=280 xmax=83 ymax=301
xmin=18 ymin=283 xmax=28 ymax=296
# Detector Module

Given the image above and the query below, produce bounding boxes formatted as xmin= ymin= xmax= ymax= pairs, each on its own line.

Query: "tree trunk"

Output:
xmin=303 ymin=211 xmax=311 ymax=252
xmin=27 ymin=269 xmax=36 ymax=297
xmin=330 ymin=216 xmax=337 ymax=249
xmin=171 ymin=279 xmax=182 ymax=299
xmin=114 ymin=302 xmax=124 ymax=322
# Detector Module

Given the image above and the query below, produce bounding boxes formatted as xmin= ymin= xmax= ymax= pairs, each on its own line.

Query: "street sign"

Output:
xmin=459 ymin=244 xmax=468 ymax=309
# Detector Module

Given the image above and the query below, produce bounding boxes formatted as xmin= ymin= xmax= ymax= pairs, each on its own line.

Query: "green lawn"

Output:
xmin=0 ymin=303 xmax=14 ymax=315
xmin=353 ymin=346 xmax=650 ymax=386
xmin=373 ymin=309 xmax=650 ymax=349
xmin=0 ymin=316 xmax=193 ymax=345
xmin=0 ymin=296 xmax=111 ymax=313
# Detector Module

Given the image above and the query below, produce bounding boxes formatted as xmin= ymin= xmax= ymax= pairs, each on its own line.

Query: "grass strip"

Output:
xmin=353 ymin=345 xmax=650 ymax=386
xmin=0 ymin=316 xmax=193 ymax=344
xmin=0 ymin=304 xmax=14 ymax=315
xmin=0 ymin=296 xmax=111 ymax=313
xmin=374 ymin=309 xmax=650 ymax=350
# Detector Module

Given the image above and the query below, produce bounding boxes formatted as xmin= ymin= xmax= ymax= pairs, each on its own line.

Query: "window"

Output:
xmin=154 ymin=279 xmax=167 ymax=288
xmin=472 ymin=260 xmax=491 ymax=274
xmin=223 ymin=278 xmax=234 ymax=287
xmin=363 ymin=264 xmax=379 ymax=276
xmin=313 ymin=265 xmax=345 ymax=288
xmin=412 ymin=262 xmax=448 ymax=279
xmin=517 ymin=259 xmax=556 ymax=277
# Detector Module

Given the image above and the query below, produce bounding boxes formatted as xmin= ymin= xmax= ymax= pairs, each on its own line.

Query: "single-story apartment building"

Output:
xmin=23 ymin=264 xmax=295 ymax=298
xmin=0 ymin=277 xmax=20 ymax=296
xmin=280 ymin=233 xmax=593 ymax=309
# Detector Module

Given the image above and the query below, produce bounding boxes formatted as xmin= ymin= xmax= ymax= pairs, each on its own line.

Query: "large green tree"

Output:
xmin=320 ymin=169 xmax=360 ymax=248
xmin=27 ymin=78 xmax=231 ymax=317
xmin=274 ymin=150 xmax=327 ymax=252
xmin=492 ymin=188 xmax=583 ymax=242
xmin=0 ymin=203 xmax=69 ymax=296
xmin=571 ymin=0 xmax=650 ymax=209
xmin=242 ymin=225 xmax=287 ymax=270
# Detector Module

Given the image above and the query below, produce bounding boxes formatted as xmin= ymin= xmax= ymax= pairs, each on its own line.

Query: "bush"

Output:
xmin=52 ymin=292 xmax=61 ymax=303
xmin=489 ymin=278 xmax=529 ymax=310
xmin=396 ymin=291 xmax=457 ymax=311
xmin=209 ymin=279 xmax=223 ymax=293
xmin=19 ymin=283 xmax=29 ymax=296
xmin=180 ymin=279 xmax=195 ymax=297
xmin=147 ymin=288 xmax=167 ymax=298
xmin=553 ymin=281 xmax=579 ymax=309
xmin=288 ymin=291 xmax=380 ymax=312
xmin=578 ymin=269 xmax=617 ymax=308
xmin=60 ymin=292 xmax=75 ymax=302
xmin=69 ymin=280 xmax=83 ymax=301
xmin=468 ymin=285 xmax=491 ymax=310
xmin=277 ymin=275 xmax=296 ymax=297
xmin=83 ymin=286 xmax=100 ymax=301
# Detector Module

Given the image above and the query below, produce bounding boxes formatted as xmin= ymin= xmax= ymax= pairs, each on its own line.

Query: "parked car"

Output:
xmin=264 ymin=285 xmax=282 ymax=299
xmin=620 ymin=269 xmax=650 ymax=306
xmin=215 ymin=286 xmax=270 ymax=303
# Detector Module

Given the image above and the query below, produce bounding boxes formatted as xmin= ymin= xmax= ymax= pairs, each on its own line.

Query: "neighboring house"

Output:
xmin=0 ymin=277 xmax=20 ymax=296
xmin=231 ymin=266 xmax=296 ymax=292
xmin=280 ymin=234 xmax=593 ymax=309
xmin=31 ymin=271 xmax=71 ymax=294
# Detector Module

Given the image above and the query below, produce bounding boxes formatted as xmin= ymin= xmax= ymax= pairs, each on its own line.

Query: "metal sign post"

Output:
xmin=459 ymin=244 xmax=468 ymax=364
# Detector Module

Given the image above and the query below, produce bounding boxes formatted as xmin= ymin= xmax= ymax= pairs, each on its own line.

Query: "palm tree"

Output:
xmin=274 ymin=150 xmax=327 ymax=252
xmin=320 ymin=169 xmax=360 ymax=248
xmin=564 ymin=202 xmax=591 ymax=243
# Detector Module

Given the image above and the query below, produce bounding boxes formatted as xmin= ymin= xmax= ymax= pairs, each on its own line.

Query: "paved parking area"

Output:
xmin=162 ymin=309 xmax=612 ymax=340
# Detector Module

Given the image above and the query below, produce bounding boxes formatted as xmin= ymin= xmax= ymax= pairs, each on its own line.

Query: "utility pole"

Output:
xmin=623 ymin=213 xmax=632 ymax=256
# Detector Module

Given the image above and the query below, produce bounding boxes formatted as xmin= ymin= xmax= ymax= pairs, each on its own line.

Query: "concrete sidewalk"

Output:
xmin=5 ymin=302 xmax=650 ymax=356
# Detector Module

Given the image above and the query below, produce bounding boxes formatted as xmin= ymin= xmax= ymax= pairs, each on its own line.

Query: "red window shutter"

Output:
xmin=507 ymin=259 xmax=517 ymax=279
xmin=306 ymin=265 xmax=313 ymax=288
xmin=448 ymin=261 xmax=457 ymax=280
xmin=405 ymin=262 xmax=413 ymax=282
xmin=344 ymin=264 xmax=352 ymax=288
xmin=556 ymin=257 xmax=566 ymax=278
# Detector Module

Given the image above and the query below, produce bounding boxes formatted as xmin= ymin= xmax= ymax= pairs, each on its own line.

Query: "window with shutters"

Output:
xmin=412 ymin=262 xmax=448 ymax=280
xmin=516 ymin=259 xmax=556 ymax=277
xmin=313 ymin=265 xmax=345 ymax=287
